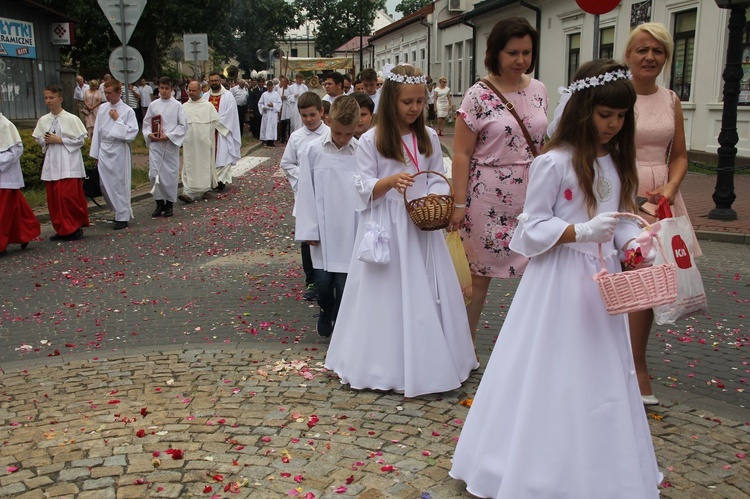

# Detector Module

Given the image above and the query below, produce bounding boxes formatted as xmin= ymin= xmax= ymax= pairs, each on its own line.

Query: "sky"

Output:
xmin=385 ymin=0 xmax=403 ymax=21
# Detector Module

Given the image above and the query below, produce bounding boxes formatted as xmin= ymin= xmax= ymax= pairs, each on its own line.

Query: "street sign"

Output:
xmin=98 ymin=0 xmax=147 ymax=45
xmin=109 ymin=45 xmax=144 ymax=85
xmin=169 ymin=46 xmax=184 ymax=61
xmin=183 ymin=34 xmax=209 ymax=61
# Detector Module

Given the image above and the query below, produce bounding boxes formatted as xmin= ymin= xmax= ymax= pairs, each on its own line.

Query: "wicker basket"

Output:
xmin=403 ymin=170 xmax=455 ymax=231
xmin=594 ymin=213 xmax=678 ymax=315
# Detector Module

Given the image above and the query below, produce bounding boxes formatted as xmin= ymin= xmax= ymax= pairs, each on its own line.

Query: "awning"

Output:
xmin=281 ymin=56 xmax=353 ymax=72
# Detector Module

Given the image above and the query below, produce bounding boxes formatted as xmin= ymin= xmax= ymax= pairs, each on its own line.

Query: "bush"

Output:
xmin=19 ymin=130 xmax=99 ymax=191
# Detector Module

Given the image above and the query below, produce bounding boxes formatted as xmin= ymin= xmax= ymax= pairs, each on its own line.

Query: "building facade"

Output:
xmin=371 ymin=0 xmax=749 ymax=158
xmin=0 ymin=0 xmax=74 ymax=121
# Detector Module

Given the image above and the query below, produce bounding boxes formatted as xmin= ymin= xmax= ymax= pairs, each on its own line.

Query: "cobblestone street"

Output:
xmin=0 ymin=146 xmax=748 ymax=498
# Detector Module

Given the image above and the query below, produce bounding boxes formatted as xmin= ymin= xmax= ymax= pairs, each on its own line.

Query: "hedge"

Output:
xmin=19 ymin=129 xmax=98 ymax=191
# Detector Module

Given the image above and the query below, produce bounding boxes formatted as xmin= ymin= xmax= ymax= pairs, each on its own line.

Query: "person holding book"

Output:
xmin=143 ymin=77 xmax=187 ymax=217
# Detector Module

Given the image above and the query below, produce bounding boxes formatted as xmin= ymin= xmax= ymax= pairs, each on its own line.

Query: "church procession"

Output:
xmin=0 ymin=0 xmax=748 ymax=497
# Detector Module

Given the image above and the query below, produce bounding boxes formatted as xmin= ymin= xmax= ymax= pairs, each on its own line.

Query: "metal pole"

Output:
xmin=192 ymin=41 xmax=200 ymax=81
xmin=359 ymin=0 xmax=364 ymax=74
xmin=119 ymin=0 xmax=130 ymax=106
xmin=709 ymin=6 xmax=746 ymax=220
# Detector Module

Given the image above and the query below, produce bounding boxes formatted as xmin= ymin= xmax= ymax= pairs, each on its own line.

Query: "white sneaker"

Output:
xmin=641 ymin=395 xmax=659 ymax=406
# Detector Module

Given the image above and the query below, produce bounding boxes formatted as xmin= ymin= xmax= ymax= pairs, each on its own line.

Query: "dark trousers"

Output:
xmin=251 ymin=115 xmax=262 ymax=139
xmin=301 ymin=242 xmax=315 ymax=286
xmin=279 ymin=119 xmax=291 ymax=143
xmin=237 ymin=105 xmax=247 ymax=135
xmin=135 ymin=106 xmax=144 ymax=129
xmin=314 ymin=269 xmax=347 ymax=322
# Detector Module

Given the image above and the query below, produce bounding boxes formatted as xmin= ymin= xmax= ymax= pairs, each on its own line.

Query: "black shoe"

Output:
xmin=178 ymin=194 xmax=194 ymax=204
xmin=215 ymin=181 xmax=225 ymax=192
xmin=113 ymin=221 xmax=128 ymax=230
xmin=151 ymin=200 xmax=165 ymax=217
xmin=317 ymin=309 xmax=333 ymax=338
xmin=0 ymin=250 xmax=7 ymax=258
xmin=163 ymin=201 xmax=173 ymax=218
xmin=50 ymin=233 xmax=65 ymax=241
xmin=303 ymin=284 xmax=316 ymax=301
xmin=20 ymin=242 xmax=28 ymax=250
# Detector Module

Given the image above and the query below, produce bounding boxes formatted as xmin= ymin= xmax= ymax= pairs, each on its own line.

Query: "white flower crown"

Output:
xmin=563 ymin=68 xmax=632 ymax=94
xmin=382 ymin=63 xmax=428 ymax=85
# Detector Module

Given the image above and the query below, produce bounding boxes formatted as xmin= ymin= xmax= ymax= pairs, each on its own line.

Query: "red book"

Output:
xmin=151 ymin=115 xmax=162 ymax=136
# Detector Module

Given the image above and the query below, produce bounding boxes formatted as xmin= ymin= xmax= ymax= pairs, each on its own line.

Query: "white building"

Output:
xmin=370 ymin=0 xmax=750 ymax=158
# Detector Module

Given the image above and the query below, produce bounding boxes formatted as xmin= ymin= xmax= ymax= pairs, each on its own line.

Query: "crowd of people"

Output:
xmin=0 ymin=16 xmax=699 ymax=498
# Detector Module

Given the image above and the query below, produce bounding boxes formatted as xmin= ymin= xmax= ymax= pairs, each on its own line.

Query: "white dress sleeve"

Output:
xmin=509 ymin=153 xmax=570 ymax=257
xmin=294 ymin=146 xmax=320 ymax=242
xmin=353 ymin=132 xmax=381 ymax=211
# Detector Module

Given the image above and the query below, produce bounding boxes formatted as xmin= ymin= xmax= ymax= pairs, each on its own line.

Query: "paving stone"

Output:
xmin=42 ymin=482 xmax=79 ymax=496
xmin=82 ymin=476 xmax=116 ymax=490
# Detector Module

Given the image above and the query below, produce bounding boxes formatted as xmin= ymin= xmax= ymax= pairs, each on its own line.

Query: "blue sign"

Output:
xmin=0 ymin=17 xmax=37 ymax=59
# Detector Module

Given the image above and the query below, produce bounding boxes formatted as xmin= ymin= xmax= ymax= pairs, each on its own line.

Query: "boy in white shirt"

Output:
xmin=294 ymin=96 xmax=360 ymax=337
xmin=32 ymin=84 xmax=89 ymax=240
xmin=281 ymin=92 xmax=329 ymax=303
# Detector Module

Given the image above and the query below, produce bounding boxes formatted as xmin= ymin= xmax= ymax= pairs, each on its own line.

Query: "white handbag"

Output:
xmin=357 ymin=196 xmax=390 ymax=265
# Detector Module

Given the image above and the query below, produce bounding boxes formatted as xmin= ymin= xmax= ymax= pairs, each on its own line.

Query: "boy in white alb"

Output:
xmin=143 ymin=77 xmax=188 ymax=217
xmin=280 ymin=92 xmax=329 ymax=303
xmin=294 ymin=95 xmax=360 ymax=337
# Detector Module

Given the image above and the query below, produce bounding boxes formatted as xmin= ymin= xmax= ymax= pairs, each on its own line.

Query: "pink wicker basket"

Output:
xmin=594 ymin=213 xmax=678 ymax=315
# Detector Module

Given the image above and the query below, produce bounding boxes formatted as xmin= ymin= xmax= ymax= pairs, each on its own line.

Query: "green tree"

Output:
xmin=295 ymin=0 xmax=386 ymax=58
xmin=395 ymin=0 xmax=431 ymax=16
xmin=41 ymin=0 xmax=297 ymax=79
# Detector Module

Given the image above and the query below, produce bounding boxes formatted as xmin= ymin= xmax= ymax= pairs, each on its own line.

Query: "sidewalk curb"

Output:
xmin=695 ymin=229 xmax=750 ymax=245
xmin=33 ymin=141 xmax=265 ymax=226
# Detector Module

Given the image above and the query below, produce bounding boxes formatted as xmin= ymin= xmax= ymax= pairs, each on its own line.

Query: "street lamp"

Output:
xmin=359 ymin=0 xmax=364 ymax=75
xmin=709 ymin=0 xmax=750 ymax=220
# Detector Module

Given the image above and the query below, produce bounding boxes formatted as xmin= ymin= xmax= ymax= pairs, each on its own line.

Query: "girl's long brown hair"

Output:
xmin=545 ymin=60 xmax=638 ymax=217
xmin=374 ymin=65 xmax=432 ymax=163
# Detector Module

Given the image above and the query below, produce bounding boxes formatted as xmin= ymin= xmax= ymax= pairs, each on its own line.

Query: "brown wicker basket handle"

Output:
xmin=402 ymin=170 xmax=454 ymax=203
xmin=596 ymin=212 xmax=670 ymax=274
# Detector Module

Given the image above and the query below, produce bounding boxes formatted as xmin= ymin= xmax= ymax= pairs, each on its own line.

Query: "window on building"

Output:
xmin=412 ymin=50 xmax=417 ymax=64
xmin=445 ymin=45 xmax=453 ymax=86
xmin=568 ymin=33 xmax=581 ymax=85
xmin=291 ymin=48 xmax=298 ymax=57
xmin=467 ymin=39 xmax=474 ymax=83
xmin=395 ymin=54 xmax=400 ymax=64
xmin=404 ymin=53 xmax=408 ymax=63
xmin=599 ymin=27 xmax=614 ymax=60
xmin=670 ymin=9 xmax=697 ymax=101
xmin=456 ymin=41 xmax=463 ymax=92
xmin=739 ymin=8 xmax=750 ymax=105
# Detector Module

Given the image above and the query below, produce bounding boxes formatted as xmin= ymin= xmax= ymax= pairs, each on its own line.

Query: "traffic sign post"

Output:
xmin=575 ymin=0 xmax=620 ymax=59
xmin=99 ymin=0 xmax=147 ymax=106
xmin=184 ymin=34 xmax=208 ymax=81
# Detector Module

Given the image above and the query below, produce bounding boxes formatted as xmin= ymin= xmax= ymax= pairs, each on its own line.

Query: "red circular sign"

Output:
xmin=576 ymin=0 xmax=620 ymax=15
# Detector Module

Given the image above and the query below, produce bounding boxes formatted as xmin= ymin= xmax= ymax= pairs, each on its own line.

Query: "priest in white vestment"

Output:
xmin=288 ymin=74 xmax=309 ymax=133
xmin=202 ymin=72 xmax=241 ymax=191
xmin=90 ymin=79 xmax=138 ymax=230
xmin=143 ymin=77 xmax=188 ymax=218
xmin=32 ymin=84 xmax=90 ymax=240
xmin=258 ymin=80 xmax=282 ymax=147
xmin=179 ymin=81 xmax=226 ymax=203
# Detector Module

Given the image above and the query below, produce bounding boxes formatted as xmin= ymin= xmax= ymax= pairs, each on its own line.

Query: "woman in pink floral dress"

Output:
xmin=447 ymin=17 xmax=548 ymax=351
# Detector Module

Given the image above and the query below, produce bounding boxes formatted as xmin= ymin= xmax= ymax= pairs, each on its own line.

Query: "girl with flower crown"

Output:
xmin=450 ymin=60 xmax=662 ymax=498
xmin=324 ymin=64 xmax=478 ymax=397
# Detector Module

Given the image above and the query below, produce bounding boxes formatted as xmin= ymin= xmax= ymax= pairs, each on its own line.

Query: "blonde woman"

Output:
xmin=433 ymin=77 xmax=451 ymax=135
xmin=624 ymin=22 xmax=701 ymax=406
xmin=83 ymin=79 xmax=102 ymax=139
